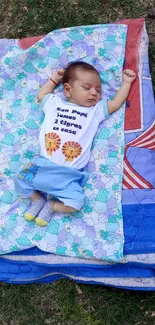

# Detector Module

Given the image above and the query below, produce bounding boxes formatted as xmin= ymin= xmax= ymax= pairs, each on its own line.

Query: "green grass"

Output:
xmin=0 ymin=1 xmax=155 ymax=324
xmin=149 ymin=43 xmax=155 ymax=91
xmin=0 ymin=0 xmax=154 ymax=37
xmin=1 ymin=281 xmax=155 ymax=325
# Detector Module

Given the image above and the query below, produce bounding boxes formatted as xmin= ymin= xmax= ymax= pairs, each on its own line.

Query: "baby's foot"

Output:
xmin=24 ymin=195 xmax=46 ymax=221
xmin=35 ymin=201 xmax=55 ymax=226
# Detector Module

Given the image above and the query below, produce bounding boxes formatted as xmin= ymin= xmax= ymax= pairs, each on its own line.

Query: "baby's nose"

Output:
xmin=90 ymin=88 xmax=97 ymax=95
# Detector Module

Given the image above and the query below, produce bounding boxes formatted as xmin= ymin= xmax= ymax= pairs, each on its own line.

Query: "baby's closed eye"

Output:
xmin=83 ymin=86 xmax=90 ymax=90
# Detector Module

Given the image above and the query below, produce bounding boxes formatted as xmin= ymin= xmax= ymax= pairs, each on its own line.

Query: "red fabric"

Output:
xmin=116 ymin=18 xmax=144 ymax=131
xmin=18 ymin=35 xmax=44 ymax=49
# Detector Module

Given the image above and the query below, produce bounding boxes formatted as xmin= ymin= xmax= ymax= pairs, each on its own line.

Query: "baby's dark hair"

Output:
xmin=63 ymin=61 xmax=100 ymax=84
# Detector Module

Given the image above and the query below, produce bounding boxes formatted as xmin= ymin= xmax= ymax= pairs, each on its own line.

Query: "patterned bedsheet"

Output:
xmin=0 ymin=24 xmax=127 ymax=262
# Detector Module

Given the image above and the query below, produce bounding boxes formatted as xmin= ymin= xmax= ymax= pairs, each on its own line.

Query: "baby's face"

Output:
xmin=66 ymin=70 xmax=101 ymax=107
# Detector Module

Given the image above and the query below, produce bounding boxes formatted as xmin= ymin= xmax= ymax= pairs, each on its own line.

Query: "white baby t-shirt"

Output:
xmin=39 ymin=94 xmax=109 ymax=169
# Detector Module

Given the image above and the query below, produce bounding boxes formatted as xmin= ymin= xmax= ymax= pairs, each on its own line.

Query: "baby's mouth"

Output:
xmin=87 ymin=98 xmax=96 ymax=102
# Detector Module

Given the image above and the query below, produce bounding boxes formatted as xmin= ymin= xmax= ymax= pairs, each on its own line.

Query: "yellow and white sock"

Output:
xmin=24 ymin=196 xmax=46 ymax=221
xmin=35 ymin=201 xmax=55 ymax=226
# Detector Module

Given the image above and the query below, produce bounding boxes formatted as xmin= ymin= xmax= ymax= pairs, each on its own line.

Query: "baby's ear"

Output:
xmin=64 ymin=83 xmax=72 ymax=98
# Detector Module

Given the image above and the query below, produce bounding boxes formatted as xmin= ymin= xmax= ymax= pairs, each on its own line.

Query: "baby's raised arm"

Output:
xmin=108 ymin=69 xmax=136 ymax=114
xmin=38 ymin=69 xmax=64 ymax=102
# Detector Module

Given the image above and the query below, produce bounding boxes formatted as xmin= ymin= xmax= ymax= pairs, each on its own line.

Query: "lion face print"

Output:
xmin=45 ymin=132 xmax=61 ymax=156
xmin=62 ymin=141 xmax=82 ymax=162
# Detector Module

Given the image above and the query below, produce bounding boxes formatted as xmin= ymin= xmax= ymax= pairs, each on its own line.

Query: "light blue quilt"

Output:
xmin=0 ymin=24 xmax=127 ymax=261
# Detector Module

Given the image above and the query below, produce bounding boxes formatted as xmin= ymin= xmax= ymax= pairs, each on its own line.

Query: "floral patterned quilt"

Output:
xmin=0 ymin=24 xmax=127 ymax=261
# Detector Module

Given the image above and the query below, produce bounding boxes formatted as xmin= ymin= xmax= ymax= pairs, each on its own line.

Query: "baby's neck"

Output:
xmin=66 ymin=98 xmax=89 ymax=108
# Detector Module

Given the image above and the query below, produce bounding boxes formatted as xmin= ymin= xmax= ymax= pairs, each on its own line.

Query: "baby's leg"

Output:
xmin=24 ymin=191 xmax=46 ymax=221
xmin=14 ymin=160 xmax=46 ymax=221
xmin=50 ymin=201 xmax=77 ymax=213
xmin=35 ymin=201 xmax=77 ymax=227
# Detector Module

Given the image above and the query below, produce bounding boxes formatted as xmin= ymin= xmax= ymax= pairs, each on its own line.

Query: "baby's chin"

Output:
xmin=84 ymin=99 xmax=100 ymax=107
xmin=77 ymin=99 xmax=100 ymax=107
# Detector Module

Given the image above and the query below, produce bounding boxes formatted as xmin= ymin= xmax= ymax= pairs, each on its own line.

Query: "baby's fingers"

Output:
xmin=124 ymin=69 xmax=136 ymax=77
xmin=57 ymin=68 xmax=65 ymax=76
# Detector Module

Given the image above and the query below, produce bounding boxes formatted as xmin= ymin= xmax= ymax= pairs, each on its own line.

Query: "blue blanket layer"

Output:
xmin=123 ymin=204 xmax=155 ymax=255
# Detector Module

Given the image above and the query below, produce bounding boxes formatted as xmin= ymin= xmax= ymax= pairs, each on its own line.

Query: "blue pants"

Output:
xmin=14 ymin=156 xmax=88 ymax=210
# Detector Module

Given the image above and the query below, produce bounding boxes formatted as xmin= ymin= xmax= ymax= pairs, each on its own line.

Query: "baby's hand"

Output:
xmin=52 ymin=68 xmax=65 ymax=84
xmin=123 ymin=69 xmax=136 ymax=84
